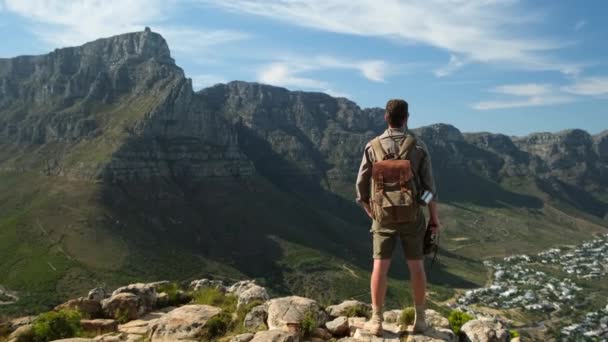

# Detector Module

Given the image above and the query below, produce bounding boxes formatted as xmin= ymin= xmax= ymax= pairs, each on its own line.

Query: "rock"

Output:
xmin=238 ymin=284 xmax=269 ymax=308
xmin=227 ymin=280 xmax=270 ymax=308
xmin=80 ymin=319 xmax=118 ymax=335
xmin=243 ymin=304 xmax=267 ymax=331
xmin=101 ymin=292 xmax=142 ymax=321
xmin=425 ymin=309 xmax=450 ymax=330
xmin=231 ymin=333 xmax=255 ymax=342
xmin=326 ymin=300 xmax=371 ymax=318
xmin=111 ymin=283 xmax=157 ymax=313
xmin=8 ymin=324 xmax=33 ymax=341
xmin=383 ymin=309 xmax=403 ymax=324
xmin=325 ymin=316 xmax=349 ymax=337
xmin=266 ymin=296 xmax=325 ymax=331
xmin=55 ymin=297 xmax=102 ymax=318
xmin=149 ymin=304 xmax=222 ymax=341
xmin=88 ymin=287 xmax=107 ymax=301
xmin=311 ymin=327 xmax=332 ymax=339
xmin=8 ymin=316 xmax=35 ymax=332
xmin=118 ymin=311 xmax=167 ymax=335
xmin=189 ymin=278 xmax=225 ymax=292
xmin=402 ymin=327 xmax=456 ymax=342
xmin=347 ymin=317 xmax=367 ymax=335
xmin=250 ymin=330 xmax=298 ymax=342
xmin=51 ymin=339 xmax=96 ymax=342
xmin=460 ymin=317 xmax=509 ymax=342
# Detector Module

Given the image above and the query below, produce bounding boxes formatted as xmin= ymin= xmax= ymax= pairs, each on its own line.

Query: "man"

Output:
xmin=356 ymin=99 xmax=440 ymax=336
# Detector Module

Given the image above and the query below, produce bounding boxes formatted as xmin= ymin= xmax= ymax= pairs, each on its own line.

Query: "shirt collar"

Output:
xmin=381 ymin=126 xmax=408 ymax=138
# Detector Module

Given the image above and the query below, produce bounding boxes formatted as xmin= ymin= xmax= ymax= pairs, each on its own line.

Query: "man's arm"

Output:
xmin=356 ymin=144 xmax=373 ymax=219
xmin=419 ymin=145 xmax=441 ymax=232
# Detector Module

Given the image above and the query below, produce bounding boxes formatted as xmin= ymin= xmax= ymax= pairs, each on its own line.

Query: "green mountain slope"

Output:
xmin=0 ymin=30 xmax=606 ymax=318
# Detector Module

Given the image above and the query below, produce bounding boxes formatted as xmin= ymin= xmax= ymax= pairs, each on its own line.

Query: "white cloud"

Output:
xmin=562 ymin=77 xmax=608 ymax=96
xmin=256 ymin=55 xmax=386 ymax=97
xmin=434 ymin=54 xmax=466 ymax=77
xmin=574 ymin=19 xmax=587 ymax=31
xmin=473 ymin=83 xmax=575 ymax=110
xmin=202 ymin=0 xmax=582 ymax=75
xmin=3 ymin=0 xmax=247 ymax=55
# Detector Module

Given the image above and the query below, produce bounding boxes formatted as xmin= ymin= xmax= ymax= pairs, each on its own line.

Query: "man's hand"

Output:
xmin=429 ymin=217 xmax=441 ymax=233
xmin=428 ymin=201 xmax=441 ymax=233
xmin=361 ymin=201 xmax=374 ymax=220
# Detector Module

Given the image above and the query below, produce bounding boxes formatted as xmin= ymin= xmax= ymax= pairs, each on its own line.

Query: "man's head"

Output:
xmin=384 ymin=99 xmax=409 ymax=128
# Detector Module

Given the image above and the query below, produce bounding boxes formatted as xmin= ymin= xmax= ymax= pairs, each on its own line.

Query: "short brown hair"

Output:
xmin=385 ymin=99 xmax=409 ymax=127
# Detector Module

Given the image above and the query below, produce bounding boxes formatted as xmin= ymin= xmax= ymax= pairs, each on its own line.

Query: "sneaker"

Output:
xmin=363 ymin=313 xmax=383 ymax=336
xmin=413 ymin=309 xmax=428 ymax=333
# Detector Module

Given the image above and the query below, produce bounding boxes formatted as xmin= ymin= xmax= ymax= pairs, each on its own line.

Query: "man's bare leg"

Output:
xmin=365 ymin=258 xmax=391 ymax=336
xmin=407 ymin=259 xmax=428 ymax=332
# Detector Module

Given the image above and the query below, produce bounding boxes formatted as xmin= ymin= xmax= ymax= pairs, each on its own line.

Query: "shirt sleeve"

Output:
xmin=418 ymin=142 xmax=438 ymax=202
xmin=355 ymin=143 xmax=373 ymax=204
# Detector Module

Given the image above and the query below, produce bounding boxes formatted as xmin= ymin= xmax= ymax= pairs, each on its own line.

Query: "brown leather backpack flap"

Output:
xmin=372 ymin=159 xmax=413 ymax=183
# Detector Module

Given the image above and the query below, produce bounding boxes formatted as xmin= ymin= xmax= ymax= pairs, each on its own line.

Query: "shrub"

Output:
xmin=157 ymin=282 xmax=190 ymax=306
xmin=343 ymin=304 xmax=371 ymax=319
xmin=400 ymin=307 xmax=415 ymax=326
xmin=510 ymin=329 xmax=520 ymax=338
xmin=448 ymin=310 xmax=474 ymax=334
xmin=191 ymin=288 xmax=237 ymax=313
xmin=114 ymin=308 xmax=130 ymax=324
xmin=300 ymin=310 xmax=317 ymax=337
xmin=200 ymin=311 xmax=232 ymax=341
xmin=30 ymin=309 xmax=82 ymax=342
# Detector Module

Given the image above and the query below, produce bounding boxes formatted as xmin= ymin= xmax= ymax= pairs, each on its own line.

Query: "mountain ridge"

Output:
xmin=0 ymin=30 xmax=606 ymax=329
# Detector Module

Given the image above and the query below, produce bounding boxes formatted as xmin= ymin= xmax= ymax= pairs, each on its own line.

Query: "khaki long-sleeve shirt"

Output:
xmin=356 ymin=127 xmax=437 ymax=204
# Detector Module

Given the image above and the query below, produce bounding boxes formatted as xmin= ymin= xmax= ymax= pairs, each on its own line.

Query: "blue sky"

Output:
xmin=0 ymin=0 xmax=606 ymax=136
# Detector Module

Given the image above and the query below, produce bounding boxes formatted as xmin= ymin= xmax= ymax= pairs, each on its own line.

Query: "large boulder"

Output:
xmin=8 ymin=324 xmax=33 ymax=341
xmin=230 ymin=333 xmax=255 ymax=342
xmin=325 ymin=316 xmax=349 ymax=337
xmin=326 ymin=300 xmax=371 ymax=318
xmin=80 ymin=319 xmax=118 ymax=335
xmin=101 ymin=293 xmax=142 ymax=321
xmin=111 ymin=283 xmax=157 ymax=313
xmin=118 ymin=310 xmax=167 ymax=336
xmin=149 ymin=304 xmax=222 ymax=341
xmin=425 ymin=309 xmax=451 ymax=330
xmin=243 ymin=304 xmax=267 ymax=331
xmin=8 ymin=316 xmax=35 ymax=332
xmin=250 ymin=330 xmax=298 ymax=342
xmin=55 ymin=297 xmax=102 ymax=318
xmin=189 ymin=278 xmax=225 ymax=292
xmin=460 ymin=317 xmax=509 ymax=342
xmin=266 ymin=296 xmax=326 ymax=331
xmin=88 ymin=287 xmax=107 ymax=301
xmin=227 ymin=280 xmax=269 ymax=308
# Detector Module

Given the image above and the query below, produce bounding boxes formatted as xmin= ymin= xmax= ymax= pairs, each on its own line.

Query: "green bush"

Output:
xmin=157 ymin=282 xmax=191 ymax=306
xmin=28 ymin=309 xmax=82 ymax=342
xmin=510 ymin=329 xmax=520 ymax=338
xmin=300 ymin=310 xmax=317 ymax=337
xmin=191 ymin=288 xmax=237 ymax=313
xmin=448 ymin=310 xmax=474 ymax=334
xmin=114 ymin=308 xmax=130 ymax=324
xmin=200 ymin=312 xmax=232 ymax=341
xmin=343 ymin=304 xmax=371 ymax=318
xmin=400 ymin=307 xmax=415 ymax=326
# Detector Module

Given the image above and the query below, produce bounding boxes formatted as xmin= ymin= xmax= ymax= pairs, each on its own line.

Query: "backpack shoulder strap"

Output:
xmin=370 ymin=137 xmax=388 ymax=161
xmin=397 ymin=134 xmax=416 ymax=159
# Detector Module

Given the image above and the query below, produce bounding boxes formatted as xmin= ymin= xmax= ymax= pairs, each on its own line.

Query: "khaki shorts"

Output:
xmin=371 ymin=209 xmax=426 ymax=260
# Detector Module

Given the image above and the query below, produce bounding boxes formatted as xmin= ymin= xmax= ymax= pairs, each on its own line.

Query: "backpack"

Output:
xmin=370 ymin=134 xmax=419 ymax=225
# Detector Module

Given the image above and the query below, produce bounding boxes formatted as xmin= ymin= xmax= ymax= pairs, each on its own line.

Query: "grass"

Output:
xmin=25 ymin=309 xmax=82 ymax=342
xmin=300 ymin=310 xmax=317 ymax=338
xmin=343 ymin=304 xmax=371 ymax=318
xmin=400 ymin=307 xmax=415 ymax=326
xmin=448 ymin=310 xmax=474 ymax=334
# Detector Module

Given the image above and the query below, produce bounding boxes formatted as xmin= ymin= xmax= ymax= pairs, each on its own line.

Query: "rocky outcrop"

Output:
xmin=56 ymin=297 xmax=102 ymax=319
xmin=2 ymin=280 xmax=518 ymax=342
xmin=148 ymin=304 xmax=222 ymax=341
xmin=460 ymin=318 xmax=509 ymax=342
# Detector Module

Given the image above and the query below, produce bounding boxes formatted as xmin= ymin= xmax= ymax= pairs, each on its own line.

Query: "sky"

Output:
xmin=0 ymin=0 xmax=607 ymax=136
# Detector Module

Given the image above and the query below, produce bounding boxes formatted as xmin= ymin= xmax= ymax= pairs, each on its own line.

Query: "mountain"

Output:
xmin=0 ymin=29 xmax=606 ymax=320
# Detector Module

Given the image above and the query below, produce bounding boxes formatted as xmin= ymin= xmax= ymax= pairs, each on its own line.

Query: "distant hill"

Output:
xmin=0 ymin=29 xmax=606 ymax=317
